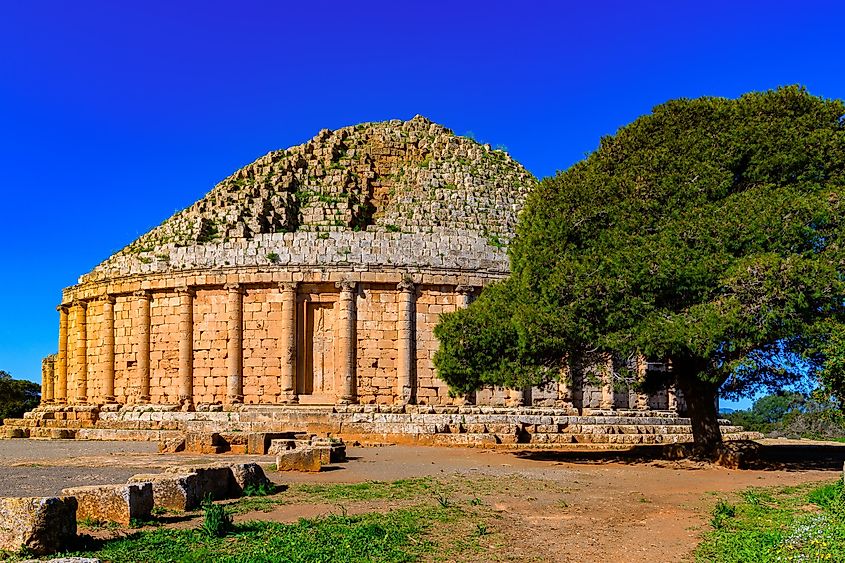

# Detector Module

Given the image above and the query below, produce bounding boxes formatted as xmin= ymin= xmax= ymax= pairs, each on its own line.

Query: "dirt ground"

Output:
xmin=1 ymin=438 xmax=842 ymax=562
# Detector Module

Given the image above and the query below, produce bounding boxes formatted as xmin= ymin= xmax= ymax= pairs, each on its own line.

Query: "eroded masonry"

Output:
xmin=6 ymin=117 xmax=756 ymax=446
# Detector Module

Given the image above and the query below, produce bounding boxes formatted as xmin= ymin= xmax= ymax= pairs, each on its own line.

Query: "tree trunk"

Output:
xmin=673 ymin=358 xmax=723 ymax=458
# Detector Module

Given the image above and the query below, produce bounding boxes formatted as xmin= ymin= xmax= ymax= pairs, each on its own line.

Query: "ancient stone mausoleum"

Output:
xmin=7 ymin=117 xmax=755 ymax=446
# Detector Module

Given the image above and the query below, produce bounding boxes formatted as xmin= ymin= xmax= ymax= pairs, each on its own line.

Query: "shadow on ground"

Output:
xmin=512 ymin=442 xmax=845 ymax=471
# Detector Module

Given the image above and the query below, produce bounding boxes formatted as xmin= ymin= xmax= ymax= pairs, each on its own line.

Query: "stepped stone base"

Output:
xmin=2 ymin=405 xmax=761 ymax=449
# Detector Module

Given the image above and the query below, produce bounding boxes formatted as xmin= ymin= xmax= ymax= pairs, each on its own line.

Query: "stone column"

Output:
xmin=101 ymin=295 xmax=116 ymax=403
xmin=41 ymin=357 xmax=54 ymax=405
xmin=55 ymin=305 xmax=69 ymax=404
xmin=557 ymin=360 xmax=576 ymax=412
xmin=455 ymin=285 xmax=476 ymax=308
xmin=396 ymin=279 xmax=416 ymax=405
xmin=134 ymin=290 xmax=152 ymax=404
xmin=635 ymin=354 xmax=649 ymax=411
xmin=600 ymin=354 xmax=615 ymax=410
xmin=73 ymin=300 xmax=88 ymax=404
xmin=279 ymin=282 xmax=298 ymax=403
xmin=226 ymin=284 xmax=244 ymax=405
xmin=335 ymin=281 xmax=357 ymax=404
xmin=455 ymin=285 xmax=476 ymax=405
xmin=667 ymin=384 xmax=678 ymax=412
xmin=177 ymin=287 xmax=195 ymax=410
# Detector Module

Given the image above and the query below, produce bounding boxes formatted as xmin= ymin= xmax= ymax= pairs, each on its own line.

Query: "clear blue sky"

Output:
xmin=1 ymin=1 xmax=843 ymax=410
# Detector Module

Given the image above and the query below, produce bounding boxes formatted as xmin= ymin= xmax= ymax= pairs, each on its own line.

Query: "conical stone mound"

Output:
xmin=82 ymin=116 xmax=536 ymax=283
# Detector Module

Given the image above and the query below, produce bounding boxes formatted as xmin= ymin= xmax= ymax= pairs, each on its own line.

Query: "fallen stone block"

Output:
xmin=267 ymin=438 xmax=297 ymax=455
xmin=0 ymin=496 xmax=77 ymax=556
xmin=276 ymin=447 xmax=322 ymax=472
xmin=312 ymin=438 xmax=346 ymax=464
xmin=157 ymin=437 xmax=186 ymax=453
xmin=164 ymin=465 xmax=232 ymax=500
xmin=230 ymin=463 xmax=273 ymax=495
xmin=184 ymin=432 xmax=227 ymax=454
xmin=128 ymin=473 xmax=200 ymax=512
xmin=61 ymin=483 xmax=153 ymax=527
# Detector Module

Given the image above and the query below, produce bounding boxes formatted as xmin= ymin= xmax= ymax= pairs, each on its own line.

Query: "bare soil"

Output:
xmin=0 ymin=438 xmax=842 ymax=562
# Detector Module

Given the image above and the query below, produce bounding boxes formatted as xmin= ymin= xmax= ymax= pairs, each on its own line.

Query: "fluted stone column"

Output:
xmin=600 ymin=354 xmax=615 ymax=410
xmin=55 ymin=305 xmax=69 ymax=404
xmin=134 ymin=290 xmax=152 ymax=404
xmin=455 ymin=285 xmax=475 ymax=309
xmin=41 ymin=357 xmax=54 ymax=405
xmin=557 ymin=360 xmax=576 ymax=412
xmin=177 ymin=287 xmax=194 ymax=410
xmin=279 ymin=282 xmax=298 ymax=403
xmin=396 ymin=279 xmax=416 ymax=405
xmin=455 ymin=285 xmax=476 ymax=406
xmin=635 ymin=354 xmax=649 ymax=411
xmin=226 ymin=284 xmax=244 ymax=405
xmin=101 ymin=295 xmax=116 ymax=403
xmin=335 ymin=281 xmax=357 ymax=404
xmin=73 ymin=300 xmax=88 ymax=404
xmin=667 ymin=384 xmax=678 ymax=412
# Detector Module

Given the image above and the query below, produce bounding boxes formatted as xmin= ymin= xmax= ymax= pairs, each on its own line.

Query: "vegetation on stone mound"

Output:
xmin=696 ymin=479 xmax=845 ymax=562
xmin=105 ymin=116 xmax=535 ymax=268
xmin=0 ymin=371 xmax=40 ymax=422
xmin=434 ymin=86 xmax=845 ymax=455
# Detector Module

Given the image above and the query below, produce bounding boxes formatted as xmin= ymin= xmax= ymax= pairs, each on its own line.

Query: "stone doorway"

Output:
xmin=296 ymin=300 xmax=336 ymax=403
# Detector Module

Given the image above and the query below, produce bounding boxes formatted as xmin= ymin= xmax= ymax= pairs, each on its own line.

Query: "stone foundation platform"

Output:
xmin=2 ymin=404 xmax=760 ymax=449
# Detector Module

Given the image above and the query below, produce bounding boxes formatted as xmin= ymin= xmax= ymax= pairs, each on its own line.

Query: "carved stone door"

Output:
xmin=297 ymin=301 xmax=335 ymax=403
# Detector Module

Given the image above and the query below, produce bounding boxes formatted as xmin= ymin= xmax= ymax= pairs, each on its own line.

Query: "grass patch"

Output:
xmin=696 ymin=479 xmax=845 ymax=562
xmin=62 ymin=505 xmax=464 ymax=562
xmin=289 ymin=478 xmax=437 ymax=503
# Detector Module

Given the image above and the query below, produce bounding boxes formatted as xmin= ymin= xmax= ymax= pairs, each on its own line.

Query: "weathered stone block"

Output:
xmin=0 ymin=496 xmax=77 ymax=556
xmin=229 ymin=463 xmax=272 ymax=495
xmin=157 ymin=437 xmax=186 ymax=453
xmin=128 ymin=473 xmax=200 ymax=511
xmin=61 ymin=483 xmax=153 ymax=527
xmin=276 ymin=447 xmax=322 ymax=472
xmin=164 ymin=465 xmax=232 ymax=500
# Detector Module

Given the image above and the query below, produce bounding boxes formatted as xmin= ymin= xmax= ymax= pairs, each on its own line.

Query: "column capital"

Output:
xmin=175 ymin=285 xmax=195 ymax=297
xmin=335 ymin=280 xmax=357 ymax=293
xmin=56 ymin=304 xmax=70 ymax=313
xmin=397 ymin=278 xmax=415 ymax=293
xmin=98 ymin=293 xmax=117 ymax=305
xmin=71 ymin=299 xmax=88 ymax=310
xmin=133 ymin=289 xmax=153 ymax=300
xmin=455 ymin=285 xmax=476 ymax=296
xmin=224 ymin=283 xmax=244 ymax=293
xmin=278 ymin=281 xmax=298 ymax=293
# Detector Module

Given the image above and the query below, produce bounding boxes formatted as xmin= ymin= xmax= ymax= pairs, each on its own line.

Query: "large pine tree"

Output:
xmin=435 ymin=87 xmax=845 ymax=454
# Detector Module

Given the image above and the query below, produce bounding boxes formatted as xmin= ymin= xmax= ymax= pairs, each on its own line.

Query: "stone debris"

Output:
xmin=127 ymin=472 xmax=201 ymax=512
xmin=0 ymin=496 xmax=77 ymax=556
xmin=60 ymin=483 xmax=153 ymax=527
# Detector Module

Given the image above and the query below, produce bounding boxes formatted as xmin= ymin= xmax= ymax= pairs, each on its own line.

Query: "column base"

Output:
xmin=337 ymin=396 xmax=357 ymax=405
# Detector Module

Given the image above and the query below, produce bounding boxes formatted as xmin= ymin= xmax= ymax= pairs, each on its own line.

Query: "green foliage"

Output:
xmin=200 ymin=496 xmax=233 ymax=538
xmin=0 ymin=371 xmax=40 ymax=421
xmin=725 ymin=389 xmax=845 ymax=439
xmin=266 ymin=252 xmax=280 ymax=264
xmin=434 ymin=86 xmax=845 ymax=450
xmin=243 ymin=482 xmax=275 ymax=497
xmin=696 ymin=480 xmax=845 ymax=562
